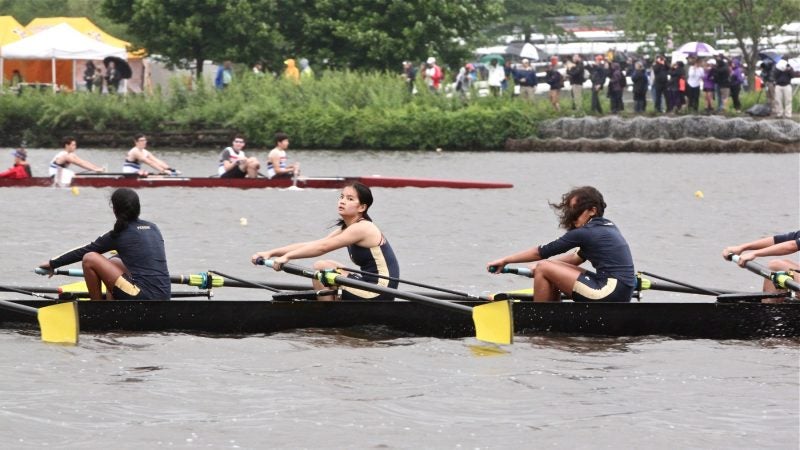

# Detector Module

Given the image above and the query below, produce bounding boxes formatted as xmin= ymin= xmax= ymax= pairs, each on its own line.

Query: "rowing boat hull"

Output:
xmin=0 ymin=175 xmax=513 ymax=189
xmin=2 ymin=300 xmax=797 ymax=339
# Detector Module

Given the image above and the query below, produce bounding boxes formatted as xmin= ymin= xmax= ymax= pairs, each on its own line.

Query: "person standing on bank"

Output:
xmin=487 ymin=186 xmax=636 ymax=303
xmin=251 ymin=182 xmax=400 ymax=301
xmin=218 ymin=134 xmax=260 ymax=178
xmin=266 ymin=132 xmax=300 ymax=179
xmin=123 ymin=134 xmax=179 ymax=176
xmin=39 ymin=188 xmax=171 ymax=300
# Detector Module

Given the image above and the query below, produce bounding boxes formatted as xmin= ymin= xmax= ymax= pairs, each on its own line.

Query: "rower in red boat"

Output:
xmin=723 ymin=231 xmax=800 ymax=295
xmin=487 ymin=186 xmax=636 ymax=302
xmin=123 ymin=134 xmax=179 ymax=176
xmin=49 ymin=136 xmax=105 ymax=184
xmin=38 ymin=188 xmax=171 ymax=300
xmin=218 ymin=134 xmax=260 ymax=178
xmin=251 ymin=182 xmax=400 ymax=301
xmin=0 ymin=147 xmax=31 ymax=179
xmin=266 ymin=132 xmax=300 ymax=179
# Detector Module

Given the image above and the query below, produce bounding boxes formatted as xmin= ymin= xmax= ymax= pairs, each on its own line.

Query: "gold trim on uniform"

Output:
xmin=115 ymin=276 xmax=141 ymax=296
xmin=572 ymin=277 xmax=617 ymax=300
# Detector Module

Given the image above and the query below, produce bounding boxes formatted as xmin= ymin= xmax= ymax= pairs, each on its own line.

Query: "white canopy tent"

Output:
xmin=0 ymin=23 xmax=126 ymax=91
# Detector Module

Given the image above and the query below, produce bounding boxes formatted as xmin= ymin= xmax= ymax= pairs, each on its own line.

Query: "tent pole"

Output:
xmin=72 ymin=60 xmax=76 ymax=91
xmin=51 ymin=57 xmax=56 ymax=92
xmin=0 ymin=58 xmax=4 ymax=87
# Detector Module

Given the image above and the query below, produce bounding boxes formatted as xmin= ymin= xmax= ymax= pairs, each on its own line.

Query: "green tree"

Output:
xmin=101 ymin=0 xmax=285 ymax=77
xmin=280 ymin=0 xmax=504 ymax=71
xmin=486 ymin=0 xmax=616 ymax=43
xmin=621 ymin=0 xmax=800 ymax=84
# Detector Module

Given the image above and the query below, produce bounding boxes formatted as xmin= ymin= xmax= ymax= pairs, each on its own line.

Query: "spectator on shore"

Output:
xmin=502 ymin=60 xmax=512 ymax=93
xmin=512 ymin=58 xmax=537 ymax=101
xmin=283 ymin=59 xmax=300 ymax=84
xmin=252 ymin=62 xmax=264 ymax=76
xmin=607 ymin=62 xmax=625 ymax=114
xmin=567 ymin=54 xmax=585 ymax=111
xmin=666 ymin=61 xmax=685 ymax=113
xmin=702 ymin=59 xmax=716 ymax=113
xmin=215 ymin=60 xmax=233 ymax=89
xmin=773 ymin=60 xmax=795 ymax=119
xmin=686 ymin=57 xmax=704 ymax=112
xmin=714 ymin=54 xmax=731 ymax=112
xmin=454 ymin=63 xmax=475 ymax=98
xmin=402 ymin=61 xmax=417 ymax=95
xmin=486 ymin=58 xmax=505 ymax=97
xmin=729 ymin=59 xmax=745 ymax=113
xmin=590 ymin=56 xmax=608 ymax=114
xmin=299 ymin=58 xmax=314 ymax=80
xmin=106 ymin=61 xmax=122 ymax=94
xmin=425 ymin=57 xmax=442 ymax=93
xmin=546 ymin=57 xmax=563 ymax=112
xmin=84 ymin=61 xmax=96 ymax=92
xmin=631 ymin=61 xmax=648 ymax=113
xmin=651 ymin=55 xmax=669 ymax=113
xmin=759 ymin=59 xmax=776 ymax=114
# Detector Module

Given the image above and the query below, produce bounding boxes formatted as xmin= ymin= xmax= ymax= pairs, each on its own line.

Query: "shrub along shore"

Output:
xmin=0 ymin=71 xmax=796 ymax=150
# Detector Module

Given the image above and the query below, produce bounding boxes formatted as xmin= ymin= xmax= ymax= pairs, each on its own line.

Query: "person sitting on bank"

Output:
xmin=266 ymin=132 xmax=300 ymax=179
xmin=723 ymin=231 xmax=800 ymax=295
xmin=39 ymin=188 xmax=171 ymax=300
xmin=487 ymin=186 xmax=636 ymax=302
xmin=218 ymin=134 xmax=260 ymax=178
xmin=123 ymin=134 xmax=179 ymax=176
xmin=49 ymin=137 xmax=105 ymax=185
xmin=0 ymin=147 xmax=32 ymax=179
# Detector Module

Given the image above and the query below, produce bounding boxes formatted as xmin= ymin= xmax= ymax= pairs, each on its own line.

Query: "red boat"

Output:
xmin=0 ymin=174 xmax=513 ymax=189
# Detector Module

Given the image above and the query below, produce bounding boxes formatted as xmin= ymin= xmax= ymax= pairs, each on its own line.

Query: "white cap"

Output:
xmin=522 ymin=58 xmax=529 ymax=64
xmin=427 ymin=57 xmax=436 ymax=64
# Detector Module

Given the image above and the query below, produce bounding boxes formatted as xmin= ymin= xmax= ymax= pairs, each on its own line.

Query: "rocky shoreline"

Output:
xmin=507 ymin=116 xmax=800 ymax=152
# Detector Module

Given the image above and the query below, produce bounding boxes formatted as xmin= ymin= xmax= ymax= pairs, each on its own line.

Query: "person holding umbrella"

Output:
xmin=103 ymin=56 xmax=132 ymax=94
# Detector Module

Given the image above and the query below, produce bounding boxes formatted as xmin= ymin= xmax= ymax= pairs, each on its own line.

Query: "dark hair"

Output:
xmin=232 ymin=133 xmax=245 ymax=142
xmin=336 ymin=182 xmax=373 ymax=229
xmin=134 ymin=133 xmax=146 ymax=142
xmin=549 ymin=186 xmax=606 ymax=230
xmin=274 ymin=132 xmax=289 ymax=145
xmin=61 ymin=136 xmax=76 ymax=147
xmin=111 ymin=188 xmax=141 ymax=235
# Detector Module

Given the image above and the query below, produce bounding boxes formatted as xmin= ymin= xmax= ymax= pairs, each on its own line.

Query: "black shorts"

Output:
xmin=111 ymin=274 xmax=161 ymax=300
xmin=571 ymin=272 xmax=633 ymax=302
xmin=271 ymin=171 xmax=293 ymax=179
xmin=220 ymin=165 xmax=246 ymax=178
xmin=340 ymin=273 xmax=395 ymax=301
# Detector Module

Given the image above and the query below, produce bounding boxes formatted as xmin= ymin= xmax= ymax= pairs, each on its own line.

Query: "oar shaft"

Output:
xmin=0 ymin=299 xmax=38 ymax=316
xmin=731 ymin=255 xmax=800 ymax=292
xmin=337 ymin=266 xmax=490 ymax=300
xmin=488 ymin=266 xmax=533 ymax=277
xmin=262 ymin=259 xmax=473 ymax=314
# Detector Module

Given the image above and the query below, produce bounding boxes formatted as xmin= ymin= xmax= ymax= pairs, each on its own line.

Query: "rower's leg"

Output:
xmin=764 ymin=259 xmax=800 ymax=294
xmin=245 ymin=157 xmax=260 ymax=178
xmin=312 ymin=259 xmax=343 ymax=301
xmin=533 ymin=260 xmax=582 ymax=302
xmin=81 ymin=253 xmax=125 ymax=300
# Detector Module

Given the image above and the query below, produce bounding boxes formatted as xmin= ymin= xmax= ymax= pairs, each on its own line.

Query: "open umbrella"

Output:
xmin=479 ymin=54 xmax=504 ymax=65
xmin=758 ymin=49 xmax=782 ymax=63
xmin=103 ymin=56 xmax=132 ymax=79
xmin=676 ymin=41 xmax=717 ymax=57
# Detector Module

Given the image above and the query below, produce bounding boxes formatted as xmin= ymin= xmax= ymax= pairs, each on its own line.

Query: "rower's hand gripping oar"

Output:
xmin=488 ymin=265 xmax=533 ymax=277
xmin=0 ymin=286 xmax=78 ymax=344
xmin=257 ymin=258 xmax=514 ymax=345
xmin=727 ymin=254 xmax=800 ymax=292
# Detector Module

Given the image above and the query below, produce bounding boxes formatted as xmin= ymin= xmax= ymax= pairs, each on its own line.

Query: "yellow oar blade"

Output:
xmin=60 ymin=280 xmax=105 ymax=297
xmin=37 ymin=301 xmax=79 ymax=344
xmin=472 ymin=300 xmax=513 ymax=345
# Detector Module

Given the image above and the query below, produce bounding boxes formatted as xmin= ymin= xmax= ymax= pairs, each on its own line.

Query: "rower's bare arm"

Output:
xmin=722 ymin=236 xmax=776 ymax=258
xmin=68 ymin=154 xmax=103 ymax=171
xmin=283 ymin=228 xmax=360 ymax=260
xmin=487 ymin=246 xmax=542 ymax=271
xmin=746 ymin=240 xmax=799 ymax=259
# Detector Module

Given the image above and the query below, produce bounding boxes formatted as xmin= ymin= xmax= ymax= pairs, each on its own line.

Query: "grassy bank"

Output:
xmin=0 ymin=71 xmax=794 ymax=150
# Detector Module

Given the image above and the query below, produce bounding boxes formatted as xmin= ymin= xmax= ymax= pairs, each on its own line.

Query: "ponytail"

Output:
xmin=110 ymin=188 xmax=141 ymax=236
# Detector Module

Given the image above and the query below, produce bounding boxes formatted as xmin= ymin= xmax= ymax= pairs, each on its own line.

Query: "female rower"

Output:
xmin=123 ymin=134 xmax=179 ymax=176
xmin=487 ymin=186 xmax=635 ymax=302
xmin=39 ymin=188 xmax=171 ymax=300
xmin=251 ymin=182 xmax=400 ymax=301
xmin=722 ymin=231 xmax=800 ymax=294
xmin=49 ymin=136 xmax=105 ymax=185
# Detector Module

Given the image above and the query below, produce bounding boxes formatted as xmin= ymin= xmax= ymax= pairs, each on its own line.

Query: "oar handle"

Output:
xmin=729 ymin=254 xmax=800 ymax=292
xmin=35 ymin=267 xmax=84 ymax=277
xmin=488 ymin=265 xmax=533 ymax=277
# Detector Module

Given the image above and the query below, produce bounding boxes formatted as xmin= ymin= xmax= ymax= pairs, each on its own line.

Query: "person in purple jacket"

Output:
xmin=729 ymin=59 xmax=745 ymax=112
xmin=702 ymin=59 xmax=716 ymax=113
xmin=723 ymin=231 xmax=799 ymax=295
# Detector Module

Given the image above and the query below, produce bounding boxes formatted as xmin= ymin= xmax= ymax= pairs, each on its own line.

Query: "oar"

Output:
xmin=257 ymin=258 xmax=514 ymax=345
xmin=727 ymin=255 xmax=800 ymax=292
xmin=0 ymin=286 xmax=78 ymax=344
xmin=637 ymin=272 xmax=733 ymax=296
xmin=36 ymin=268 xmax=309 ymax=292
xmin=336 ymin=265 xmax=494 ymax=301
xmin=488 ymin=265 xmax=533 ymax=277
